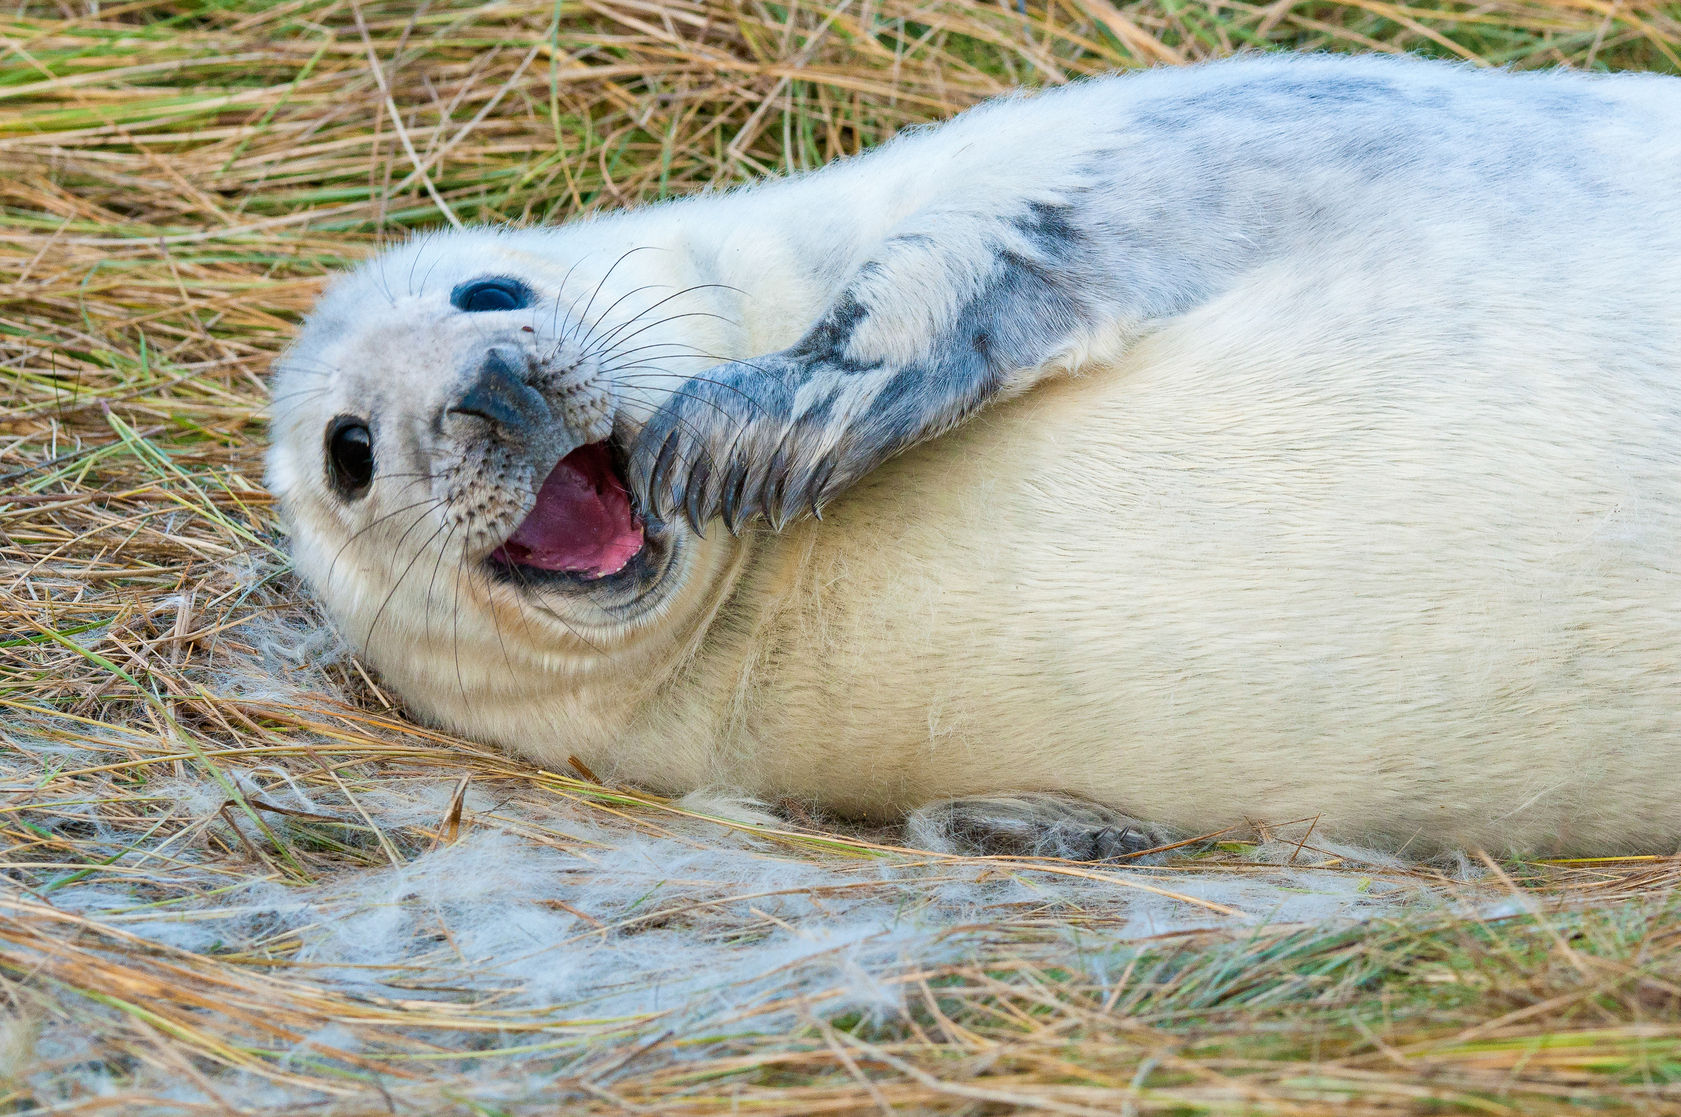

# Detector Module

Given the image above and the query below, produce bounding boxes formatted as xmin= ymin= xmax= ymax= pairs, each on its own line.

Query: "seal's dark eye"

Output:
xmin=325 ymin=416 xmax=374 ymax=498
xmin=451 ymin=277 xmax=532 ymax=313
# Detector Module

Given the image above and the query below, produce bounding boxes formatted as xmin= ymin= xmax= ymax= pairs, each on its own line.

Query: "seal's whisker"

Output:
xmin=267 ymin=372 xmax=332 ymax=395
xmin=608 ymin=370 xmax=772 ymax=419
xmin=461 ymin=536 xmax=522 ymax=690
xmin=611 ymin=377 xmax=756 ymax=444
xmin=605 ymin=380 xmax=724 ymax=446
xmin=323 ymin=491 xmax=445 ymax=591
xmin=492 ymin=560 xmax=541 ymax=643
xmin=272 ymin=354 xmax=341 ymax=375
xmin=360 ymin=512 xmax=455 ymax=652
xmin=606 ymin=364 xmax=772 ymax=390
xmin=359 ymin=489 xmax=451 ymax=575
xmin=452 ymin=527 xmax=472 ymax=702
xmin=370 ymin=253 xmax=399 ymax=310
xmin=471 ymin=539 xmax=542 ymax=650
xmin=544 ymin=253 xmax=595 ymax=345
xmin=593 ymin=338 xmax=752 ymax=366
xmin=571 ymin=281 xmax=672 ymax=356
xmin=269 ymin=355 xmax=348 ymax=383
xmin=406 ymin=231 xmax=440 ymax=298
xmin=589 ymin=341 xmax=712 ymax=366
xmin=264 ymin=386 xmax=333 ymax=408
xmin=522 ymin=579 xmax=607 ymax=656
xmin=367 ymin=470 xmax=441 ymax=483
xmin=582 ymin=310 xmax=744 ymax=368
xmin=582 ymin=291 xmax=744 ymax=362
xmin=580 ymin=283 xmax=744 ymax=363
xmin=421 ymin=499 xmax=462 ymax=650
xmin=418 ymin=239 xmax=447 ymax=298
xmin=420 ymin=510 xmax=471 ymax=698
xmin=582 ymin=280 xmax=725 ymax=344
xmin=565 ymin=246 xmax=659 ymax=349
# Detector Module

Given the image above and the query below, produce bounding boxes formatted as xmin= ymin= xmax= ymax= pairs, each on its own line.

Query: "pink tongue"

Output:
xmin=490 ymin=443 xmax=644 ymax=578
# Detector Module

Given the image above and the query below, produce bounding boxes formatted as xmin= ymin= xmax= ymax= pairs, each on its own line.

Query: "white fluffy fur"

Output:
xmin=268 ymin=55 xmax=1681 ymax=856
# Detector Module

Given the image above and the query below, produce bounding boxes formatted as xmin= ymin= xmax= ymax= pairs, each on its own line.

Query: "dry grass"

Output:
xmin=5 ymin=0 xmax=1681 ymax=1112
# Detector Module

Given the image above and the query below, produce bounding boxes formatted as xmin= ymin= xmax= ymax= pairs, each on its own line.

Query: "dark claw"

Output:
xmin=737 ymin=459 xmax=767 ymax=528
xmin=775 ymin=467 xmax=809 ymax=531
xmin=758 ymin=444 xmax=790 ymax=530
xmin=721 ymin=460 xmax=751 ymax=536
xmin=625 ymin=433 xmax=655 ymax=508
xmin=664 ymin=450 xmax=692 ymax=522
xmin=697 ymin=448 xmax=727 ymax=522
xmin=627 ymin=354 xmax=900 ymax=535
xmin=764 ymin=468 xmax=790 ymax=532
xmin=647 ymin=429 xmax=682 ymax=519
xmin=684 ymin=453 xmax=712 ymax=535
xmin=807 ymin=458 xmax=837 ymax=509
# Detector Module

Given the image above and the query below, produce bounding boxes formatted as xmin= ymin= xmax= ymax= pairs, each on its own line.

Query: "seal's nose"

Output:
xmin=448 ymin=347 xmax=552 ymax=439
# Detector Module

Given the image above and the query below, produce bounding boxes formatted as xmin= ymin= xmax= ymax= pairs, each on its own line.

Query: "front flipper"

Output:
xmin=627 ymin=204 xmax=1110 ymax=533
xmin=904 ymin=792 xmax=1178 ymax=863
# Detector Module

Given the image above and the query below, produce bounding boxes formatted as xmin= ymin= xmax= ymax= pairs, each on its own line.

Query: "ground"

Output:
xmin=3 ymin=1 xmax=1681 ymax=1113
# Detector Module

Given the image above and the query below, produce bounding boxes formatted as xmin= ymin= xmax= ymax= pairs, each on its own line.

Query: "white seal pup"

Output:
xmin=267 ymin=54 xmax=1681 ymax=858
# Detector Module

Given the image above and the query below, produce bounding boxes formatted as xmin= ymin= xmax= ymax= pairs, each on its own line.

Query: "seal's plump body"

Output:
xmin=269 ymin=55 xmax=1681 ymax=855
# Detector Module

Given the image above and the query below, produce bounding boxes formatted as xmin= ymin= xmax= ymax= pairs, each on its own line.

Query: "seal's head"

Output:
xmin=266 ymin=228 xmax=744 ymax=734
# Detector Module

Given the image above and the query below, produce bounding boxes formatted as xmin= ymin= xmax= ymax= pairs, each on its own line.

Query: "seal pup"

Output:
xmin=267 ymin=54 xmax=1681 ymax=858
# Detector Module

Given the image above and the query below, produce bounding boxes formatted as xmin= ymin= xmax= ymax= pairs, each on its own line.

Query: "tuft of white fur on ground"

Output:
xmin=0 ymin=606 xmax=1531 ymax=1112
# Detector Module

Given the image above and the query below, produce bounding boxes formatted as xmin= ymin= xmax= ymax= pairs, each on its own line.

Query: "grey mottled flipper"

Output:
xmin=627 ymin=204 xmax=1106 ymax=533
xmin=624 ymin=65 xmax=1505 ymax=534
xmin=904 ymin=793 xmax=1177 ymax=862
xmin=621 ymin=66 xmax=1611 ymax=534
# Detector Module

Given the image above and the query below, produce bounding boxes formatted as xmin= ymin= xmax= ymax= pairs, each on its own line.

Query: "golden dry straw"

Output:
xmin=4 ymin=1 xmax=1681 ymax=1113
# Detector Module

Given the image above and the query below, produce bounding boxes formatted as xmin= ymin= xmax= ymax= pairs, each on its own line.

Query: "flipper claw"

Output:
xmin=647 ymin=429 xmax=683 ymax=521
xmin=720 ymin=461 xmax=751 ymax=535
xmin=684 ymin=454 xmax=712 ymax=537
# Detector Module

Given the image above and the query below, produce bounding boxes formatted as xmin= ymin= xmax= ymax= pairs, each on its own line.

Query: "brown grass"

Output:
xmin=4 ymin=0 xmax=1681 ymax=1112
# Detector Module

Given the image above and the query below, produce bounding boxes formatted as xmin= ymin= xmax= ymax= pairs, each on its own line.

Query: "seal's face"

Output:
xmin=267 ymin=229 xmax=740 ymax=717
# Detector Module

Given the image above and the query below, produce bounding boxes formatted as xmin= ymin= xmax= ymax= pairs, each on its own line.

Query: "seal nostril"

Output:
xmin=447 ymin=347 xmax=551 ymax=437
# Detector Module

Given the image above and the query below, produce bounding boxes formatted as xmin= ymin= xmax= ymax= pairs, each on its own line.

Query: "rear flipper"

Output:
xmin=904 ymin=792 xmax=1178 ymax=862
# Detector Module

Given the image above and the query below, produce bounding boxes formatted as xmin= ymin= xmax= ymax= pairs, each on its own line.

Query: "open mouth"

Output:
xmin=488 ymin=442 xmax=646 ymax=580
